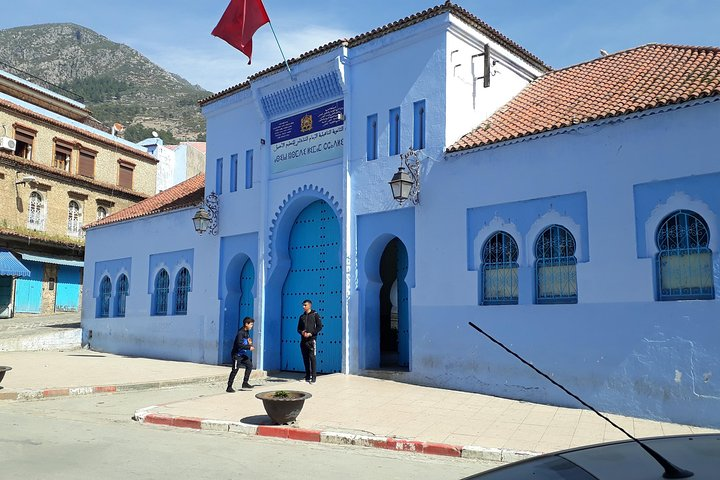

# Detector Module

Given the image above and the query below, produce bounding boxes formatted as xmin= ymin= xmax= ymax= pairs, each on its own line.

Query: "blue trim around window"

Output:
xmin=174 ymin=267 xmax=191 ymax=315
xmin=656 ymin=209 xmax=715 ymax=301
xmin=389 ymin=107 xmax=400 ymax=156
xmin=230 ymin=154 xmax=238 ymax=192
xmin=153 ymin=269 xmax=170 ymax=316
xmin=413 ymin=100 xmax=426 ymax=150
xmin=245 ymin=150 xmax=253 ymax=189
xmin=98 ymin=276 xmax=111 ymax=318
xmin=215 ymin=157 xmax=223 ymax=195
xmin=367 ymin=114 xmax=378 ymax=160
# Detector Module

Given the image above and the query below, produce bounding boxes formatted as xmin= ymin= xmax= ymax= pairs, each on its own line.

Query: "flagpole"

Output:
xmin=267 ymin=21 xmax=293 ymax=78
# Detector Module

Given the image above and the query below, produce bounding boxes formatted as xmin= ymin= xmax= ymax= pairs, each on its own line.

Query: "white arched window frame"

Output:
xmin=96 ymin=206 xmax=108 ymax=221
xmin=27 ymin=191 xmax=46 ymax=231
xmin=656 ymin=210 xmax=715 ymax=301
xmin=67 ymin=200 xmax=82 ymax=237
xmin=535 ymin=225 xmax=578 ymax=304
xmin=482 ymin=231 xmax=519 ymax=305
xmin=174 ymin=267 xmax=191 ymax=315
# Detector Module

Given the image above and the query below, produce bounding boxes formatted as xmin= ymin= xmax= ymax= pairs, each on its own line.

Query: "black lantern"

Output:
xmin=389 ymin=149 xmax=420 ymax=205
xmin=192 ymin=192 xmax=219 ymax=235
xmin=192 ymin=207 xmax=211 ymax=234
xmin=389 ymin=167 xmax=414 ymax=203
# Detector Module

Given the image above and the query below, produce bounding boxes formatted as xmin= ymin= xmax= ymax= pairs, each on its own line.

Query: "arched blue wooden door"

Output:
xmin=239 ymin=260 xmax=255 ymax=321
xmin=397 ymin=241 xmax=410 ymax=367
xmin=281 ymin=200 xmax=342 ymax=373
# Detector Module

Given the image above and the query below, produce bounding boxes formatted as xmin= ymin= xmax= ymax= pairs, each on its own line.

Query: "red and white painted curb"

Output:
xmin=133 ymin=407 xmax=539 ymax=462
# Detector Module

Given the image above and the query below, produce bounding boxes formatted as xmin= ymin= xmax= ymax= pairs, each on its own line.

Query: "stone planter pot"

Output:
xmin=255 ymin=390 xmax=312 ymax=425
xmin=0 ymin=366 xmax=11 ymax=385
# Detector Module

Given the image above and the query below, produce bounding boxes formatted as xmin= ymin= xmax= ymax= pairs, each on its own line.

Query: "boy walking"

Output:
xmin=297 ymin=299 xmax=323 ymax=383
xmin=227 ymin=317 xmax=255 ymax=393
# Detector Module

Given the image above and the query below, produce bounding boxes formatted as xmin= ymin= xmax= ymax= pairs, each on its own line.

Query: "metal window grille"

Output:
xmin=99 ymin=276 xmax=111 ymax=317
xmin=97 ymin=206 xmax=107 ymax=220
xmin=67 ymin=201 xmax=81 ymax=237
xmin=174 ymin=268 xmax=191 ymax=315
xmin=116 ymin=274 xmax=129 ymax=317
xmin=656 ymin=210 xmax=714 ymax=301
xmin=27 ymin=191 xmax=46 ymax=231
xmin=482 ymin=231 xmax=519 ymax=305
xmin=535 ymin=225 xmax=578 ymax=304
xmin=154 ymin=269 xmax=170 ymax=315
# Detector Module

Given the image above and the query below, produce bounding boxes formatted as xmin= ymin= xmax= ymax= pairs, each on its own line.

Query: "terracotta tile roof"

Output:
xmin=86 ymin=174 xmax=205 ymax=229
xmin=181 ymin=142 xmax=207 ymax=153
xmin=199 ymin=1 xmax=549 ymax=106
xmin=448 ymin=44 xmax=720 ymax=153
xmin=0 ymin=97 xmax=156 ymax=163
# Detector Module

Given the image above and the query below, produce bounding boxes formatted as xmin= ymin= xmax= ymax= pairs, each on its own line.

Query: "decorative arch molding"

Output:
xmin=526 ymin=209 xmax=584 ymax=264
xmin=644 ymin=192 xmax=717 ymax=257
xmin=472 ymin=217 xmax=523 ymax=269
xmin=267 ymin=184 xmax=343 ymax=274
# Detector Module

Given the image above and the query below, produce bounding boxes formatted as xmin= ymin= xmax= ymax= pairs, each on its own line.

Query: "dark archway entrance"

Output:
xmin=379 ymin=237 xmax=409 ymax=369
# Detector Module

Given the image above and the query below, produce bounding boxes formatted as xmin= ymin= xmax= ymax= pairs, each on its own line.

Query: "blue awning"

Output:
xmin=19 ymin=252 xmax=84 ymax=268
xmin=0 ymin=250 xmax=31 ymax=277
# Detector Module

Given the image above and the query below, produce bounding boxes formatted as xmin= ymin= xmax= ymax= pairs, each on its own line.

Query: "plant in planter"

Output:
xmin=255 ymin=390 xmax=312 ymax=425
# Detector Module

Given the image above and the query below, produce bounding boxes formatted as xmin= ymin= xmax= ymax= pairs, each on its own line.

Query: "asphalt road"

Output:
xmin=1 ymin=382 xmax=501 ymax=480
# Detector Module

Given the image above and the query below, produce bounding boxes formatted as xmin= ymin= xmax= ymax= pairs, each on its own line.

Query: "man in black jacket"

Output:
xmin=227 ymin=317 xmax=255 ymax=393
xmin=297 ymin=299 xmax=323 ymax=383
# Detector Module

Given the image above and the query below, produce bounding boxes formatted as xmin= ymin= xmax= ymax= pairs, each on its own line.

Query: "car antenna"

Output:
xmin=468 ymin=321 xmax=693 ymax=479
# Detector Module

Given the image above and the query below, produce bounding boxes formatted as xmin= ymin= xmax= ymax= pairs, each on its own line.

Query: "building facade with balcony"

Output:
xmin=82 ymin=3 xmax=720 ymax=427
xmin=0 ymin=68 xmax=157 ymax=315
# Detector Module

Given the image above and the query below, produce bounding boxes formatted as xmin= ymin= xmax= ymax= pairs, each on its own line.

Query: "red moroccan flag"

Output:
xmin=212 ymin=0 xmax=270 ymax=64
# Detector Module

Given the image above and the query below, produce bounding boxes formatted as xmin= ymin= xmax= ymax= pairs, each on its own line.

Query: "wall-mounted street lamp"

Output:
xmin=192 ymin=191 xmax=219 ymax=235
xmin=389 ymin=148 xmax=420 ymax=205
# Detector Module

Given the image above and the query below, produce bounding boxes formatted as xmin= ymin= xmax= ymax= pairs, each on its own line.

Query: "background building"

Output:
xmin=82 ymin=3 xmax=720 ymax=427
xmin=139 ymin=137 xmax=206 ymax=193
xmin=0 ymin=68 xmax=157 ymax=315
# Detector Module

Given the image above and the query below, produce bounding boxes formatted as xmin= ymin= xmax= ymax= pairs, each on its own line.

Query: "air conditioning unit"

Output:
xmin=0 ymin=136 xmax=16 ymax=151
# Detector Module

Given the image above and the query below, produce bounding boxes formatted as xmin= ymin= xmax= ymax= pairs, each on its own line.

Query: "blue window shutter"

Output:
xmin=215 ymin=158 xmax=223 ymax=194
xmin=389 ymin=107 xmax=400 ymax=156
xmin=366 ymin=114 xmax=378 ymax=160
xmin=413 ymin=100 xmax=426 ymax=150
xmin=230 ymin=154 xmax=238 ymax=192
xmin=245 ymin=150 xmax=253 ymax=189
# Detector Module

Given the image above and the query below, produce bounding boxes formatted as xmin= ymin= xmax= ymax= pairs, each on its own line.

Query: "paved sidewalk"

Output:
xmin=0 ymin=350 xmax=717 ymax=461
xmin=0 ymin=350 xmax=262 ymax=400
xmin=0 ymin=312 xmax=81 ymax=352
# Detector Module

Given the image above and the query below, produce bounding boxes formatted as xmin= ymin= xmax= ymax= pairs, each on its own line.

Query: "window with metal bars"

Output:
xmin=116 ymin=274 xmax=129 ymax=317
xmin=153 ymin=269 xmax=170 ymax=316
xmin=656 ymin=210 xmax=715 ymax=301
xmin=98 ymin=276 xmax=111 ymax=317
xmin=482 ymin=231 xmax=519 ymax=305
xmin=97 ymin=206 xmax=108 ymax=220
xmin=535 ymin=225 xmax=578 ymax=304
xmin=27 ymin=191 xmax=46 ymax=231
xmin=67 ymin=200 xmax=82 ymax=237
xmin=174 ymin=267 xmax=191 ymax=315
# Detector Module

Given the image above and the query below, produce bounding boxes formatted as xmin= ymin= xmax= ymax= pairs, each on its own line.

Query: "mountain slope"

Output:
xmin=0 ymin=23 xmax=209 ymax=142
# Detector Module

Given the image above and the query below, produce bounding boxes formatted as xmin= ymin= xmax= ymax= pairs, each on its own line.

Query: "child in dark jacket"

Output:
xmin=226 ymin=317 xmax=255 ymax=393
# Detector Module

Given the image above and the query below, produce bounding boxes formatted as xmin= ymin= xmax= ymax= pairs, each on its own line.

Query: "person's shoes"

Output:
xmin=304 ymin=377 xmax=311 ymax=383
xmin=226 ymin=387 xmax=235 ymax=393
xmin=241 ymin=383 xmax=253 ymax=389
xmin=310 ymin=378 xmax=316 ymax=384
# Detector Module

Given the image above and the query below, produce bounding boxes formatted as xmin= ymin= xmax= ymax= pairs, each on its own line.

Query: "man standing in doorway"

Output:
xmin=298 ymin=299 xmax=323 ymax=383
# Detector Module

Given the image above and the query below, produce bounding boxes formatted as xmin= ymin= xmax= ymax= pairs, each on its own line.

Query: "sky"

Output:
xmin=1 ymin=0 xmax=719 ymax=93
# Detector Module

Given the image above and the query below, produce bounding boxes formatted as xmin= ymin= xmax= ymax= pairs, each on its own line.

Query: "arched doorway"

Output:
xmin=379 ymin=237 xmax=409 ymax=369
xmin=280 ymin=200 xmax=342 ymax=373
xmin=221 ymin=257 xmax=255 ymax=364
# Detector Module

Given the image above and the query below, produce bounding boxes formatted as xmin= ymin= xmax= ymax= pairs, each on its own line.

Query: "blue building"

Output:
xmin=82 ymin=3 xmax=720 ymax=427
